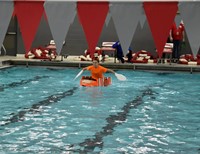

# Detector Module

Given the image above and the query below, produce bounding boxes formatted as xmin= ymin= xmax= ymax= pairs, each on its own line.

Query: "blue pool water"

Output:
xmin=0 ymin=66 xmax=199 ymax=153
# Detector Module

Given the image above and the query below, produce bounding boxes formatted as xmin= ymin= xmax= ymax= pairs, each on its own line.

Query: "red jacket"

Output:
xmin=171 ymin=22 xmax=184 ymax=40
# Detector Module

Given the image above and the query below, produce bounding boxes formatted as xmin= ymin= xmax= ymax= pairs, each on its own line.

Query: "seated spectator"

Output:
xmin=25 ymin=47 xmax=57 ymax=60
xmin=101 ymin=51 xmax=105 ymax=62
xmin=79 ymin=47 xmax=109 ymax=62
xmin=48 ymin=49 xmax=56 ymax=61
xmin=80 ymin=49 xmax=92 ymax=61
xmin=125 ymin=48 xmax=133 ymax=63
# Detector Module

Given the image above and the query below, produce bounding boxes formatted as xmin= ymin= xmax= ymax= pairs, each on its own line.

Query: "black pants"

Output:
xmin=172 ymin=40 xmax=181 ymax=59
xmin=117 ymin=54 xmax=124 ymax=63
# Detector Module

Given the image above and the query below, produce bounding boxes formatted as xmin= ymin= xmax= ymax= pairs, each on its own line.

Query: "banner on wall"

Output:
xmin=77 ymin=2 xmax=109 ymax=57
xmin=4 ymin=0 xmax=200 ymax=58
xmin=44 ymin=1 xmax=76 ymax=55
xmin=0 ymin=1 xmax=14 ymax=53
xmin=144 ymin=2 xmax=178 ymax=58
xmin=110 ymin=2 xmax=143 ymax=55
xmin=15 ymin=1 xmax=44 ymax=52
xmin=179 ymin=2 xmax=200 ymax=56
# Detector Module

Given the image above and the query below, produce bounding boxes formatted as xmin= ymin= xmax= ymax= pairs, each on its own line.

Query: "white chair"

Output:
xmin=102 ymin=42 xmax=115 ymax=47
xmin=101 ymin=42 xmax=116 ymax=63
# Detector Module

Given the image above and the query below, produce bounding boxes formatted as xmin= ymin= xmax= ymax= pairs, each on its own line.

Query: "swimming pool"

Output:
xmin=0 ymin=66 xmax=199 ymax=153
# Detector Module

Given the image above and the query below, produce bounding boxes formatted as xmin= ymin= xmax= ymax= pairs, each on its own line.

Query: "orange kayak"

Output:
xmin=80 ymin=76 xmax=112 ymax=87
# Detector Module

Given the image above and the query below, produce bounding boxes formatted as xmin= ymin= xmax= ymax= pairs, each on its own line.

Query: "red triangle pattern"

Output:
xmin=15 ymin=1 xmax=44 ymax=52
xmin=9 ymin=1 xmax=180 ymax=57
xmin=77 ymin=2 xmax=109 ymax=58
xmin=144 ymin=2 xmax=178 ymax=58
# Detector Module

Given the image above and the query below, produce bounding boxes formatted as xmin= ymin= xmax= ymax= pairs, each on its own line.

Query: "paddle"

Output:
xmin=73 ymin=70 xmax=83 ymax=80
xmin=115 ymin=73 xmax=127 ymax=81
xmin=74 ymin=69 xmax=127 ymax=81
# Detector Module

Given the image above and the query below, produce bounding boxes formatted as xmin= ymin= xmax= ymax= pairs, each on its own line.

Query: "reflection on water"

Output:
xmin=82 ymin=87 xmax=103 ymax=106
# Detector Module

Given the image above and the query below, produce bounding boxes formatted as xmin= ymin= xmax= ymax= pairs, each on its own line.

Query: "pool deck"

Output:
xmin=1 ymin=55 xmax=200 ymax=73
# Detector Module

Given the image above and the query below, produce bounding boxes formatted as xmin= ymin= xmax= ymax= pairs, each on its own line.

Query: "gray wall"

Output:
xmin=4 ymin=13 xmax=196 ymax=56
xmin=2 ymin=17 xmax=17 ymax=56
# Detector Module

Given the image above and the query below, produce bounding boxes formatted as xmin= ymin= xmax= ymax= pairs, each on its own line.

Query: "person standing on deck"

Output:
xmin=112 ymin=41 xmax=125 ymax=63
xmin=169 ymin=21 xmax=185 ymax=62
